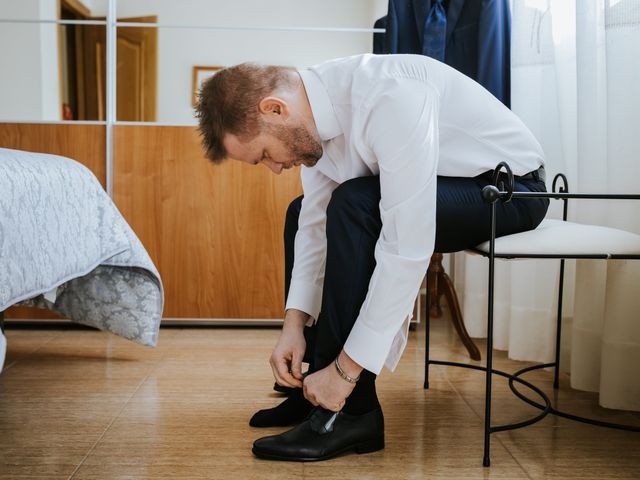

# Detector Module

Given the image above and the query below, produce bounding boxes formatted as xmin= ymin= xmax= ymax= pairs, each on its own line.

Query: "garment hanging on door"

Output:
xmin=373 ymin=16 xmax=387 ymax=56
xmin=377 ymin=0 xmax=511 ymax=108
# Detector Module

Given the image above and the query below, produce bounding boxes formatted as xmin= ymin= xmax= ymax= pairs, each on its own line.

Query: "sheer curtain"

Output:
xmin=453 ymin=0 xmax=640 ymax=411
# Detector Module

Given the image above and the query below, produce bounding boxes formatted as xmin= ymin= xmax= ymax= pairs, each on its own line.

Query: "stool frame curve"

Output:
xmin=423 ymin=162 xmax=640 ymax=467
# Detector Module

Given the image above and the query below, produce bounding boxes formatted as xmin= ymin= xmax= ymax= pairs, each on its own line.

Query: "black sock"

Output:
xmin=249 ymin=388 xmax=313 ymax=427
xmin=342 ymin=370 xmax=380 ymax=416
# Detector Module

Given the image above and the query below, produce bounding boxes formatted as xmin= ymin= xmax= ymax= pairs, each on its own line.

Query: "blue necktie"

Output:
xmin=423 ymin=0 xmax=447 ymax=62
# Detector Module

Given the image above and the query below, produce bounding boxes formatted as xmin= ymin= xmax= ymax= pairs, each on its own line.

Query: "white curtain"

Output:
xmin=454 ymin=0 xmax=640 ymax=411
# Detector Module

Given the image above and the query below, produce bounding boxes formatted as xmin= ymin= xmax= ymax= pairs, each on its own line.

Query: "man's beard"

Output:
xmin=267 ymin=122 xmax=323 ymax=167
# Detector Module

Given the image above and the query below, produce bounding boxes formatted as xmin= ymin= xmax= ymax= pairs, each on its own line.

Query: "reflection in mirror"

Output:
xmin=0 ymin=0 xmax=388 ymax=123
xmin=60 ymin=0 xmax=108 ymax=121
xmin=0 ymin=0 xmax=109 ymax=121
xmin=0 ymin=0 xmax=104 ymax=21
xmin=0 ymin=22 xmax=66 ymax=121
xmin=0 ymin=0 xmax=156 ymax=122
xmin=133 ymin=28 xmax=378 ymax=124
xmin=62 ymin=0 xmax=159 ymax=121
xmin=109 ymin=0 xmax=388 ymax=123
xmin=115 ymin=18 xmax=158 ymax=122
xmin=114 ymin=0 xmax=387 ymax=29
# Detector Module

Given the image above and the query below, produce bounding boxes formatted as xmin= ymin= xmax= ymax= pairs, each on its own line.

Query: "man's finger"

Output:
xmin=329 ymin=399 xmax=345 ymax=413
xmin=273 ymin=371 xmax=296 ymax=388
xmin=290 ymin=351 xmax=304 ymax=380
xmin=271 ymin=358 xmax=295 ymax=388
xmin=276 ymin=358 xmax=302 ymax=388
xmin=304 ymin=391 xmax=319 ymax=407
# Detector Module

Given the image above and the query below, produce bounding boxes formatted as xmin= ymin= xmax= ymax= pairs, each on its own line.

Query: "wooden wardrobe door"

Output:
xmin=113 ymin=126 xmax=303 ymax=320
xmin=0 ymin=123 xmax=106 ymax=320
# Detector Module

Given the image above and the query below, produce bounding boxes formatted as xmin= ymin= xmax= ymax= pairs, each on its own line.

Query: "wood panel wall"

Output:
xmin=0 ymin=123 xmax=106 ymax=319
xmin=113 ymin=126 xmax=302 ymax=319
xmin=1 ymin=123 xmax=300 ymax=320
xmin=0 ymin=123 xmax=106 ymax=183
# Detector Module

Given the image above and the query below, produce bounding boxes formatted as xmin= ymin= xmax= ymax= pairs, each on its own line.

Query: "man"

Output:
xmin=196 ymin=54 xmax=548 ymax=462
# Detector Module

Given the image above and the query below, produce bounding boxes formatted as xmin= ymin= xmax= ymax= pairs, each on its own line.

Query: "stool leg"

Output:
xmin=554 ymin=259 xmax=566 ymax=389
xmin=428 ymin=254 xmax=444 ymax=318
xmin=483 ymin=326 xmax=494 ymax=467
xmin=441 ymin=271 xmax=481 ymax=361
xmin=424 ymin=270 xmax=431 ymax=390
xmin=483 ymin=202 xmax=497 ymax=468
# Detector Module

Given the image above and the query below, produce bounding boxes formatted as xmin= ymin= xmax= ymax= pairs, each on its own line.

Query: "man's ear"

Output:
xmin=259 ymin=97 xmax=289 ymax=123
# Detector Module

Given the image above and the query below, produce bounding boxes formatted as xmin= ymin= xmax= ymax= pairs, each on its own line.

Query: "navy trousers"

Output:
xmin=285 ymin=174 xmax=548 ymax=390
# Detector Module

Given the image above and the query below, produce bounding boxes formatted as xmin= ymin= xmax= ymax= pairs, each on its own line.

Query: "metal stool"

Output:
xmin=424 ymin=161 xmax=640 ymax=466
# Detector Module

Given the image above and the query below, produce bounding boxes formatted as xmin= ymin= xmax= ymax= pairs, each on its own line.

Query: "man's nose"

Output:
xmin=266 ymin=161 xmax=283 ymax=174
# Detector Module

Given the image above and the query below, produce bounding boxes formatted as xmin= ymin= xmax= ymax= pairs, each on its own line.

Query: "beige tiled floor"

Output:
xmin=1 ymin=316 xmax=639 ymax=479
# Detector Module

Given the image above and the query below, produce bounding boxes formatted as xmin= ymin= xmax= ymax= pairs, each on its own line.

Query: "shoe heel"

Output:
xmin=355 ymin=436 xmax=385 ymax=454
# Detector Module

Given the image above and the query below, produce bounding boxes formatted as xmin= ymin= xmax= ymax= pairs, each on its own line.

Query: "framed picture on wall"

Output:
xmin=192 ymin=66 xmax=223 ymax=106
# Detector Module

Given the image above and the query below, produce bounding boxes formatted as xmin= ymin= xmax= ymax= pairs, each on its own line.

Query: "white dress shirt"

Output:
xmin=285 ymin=54 xmax=544 ymax=375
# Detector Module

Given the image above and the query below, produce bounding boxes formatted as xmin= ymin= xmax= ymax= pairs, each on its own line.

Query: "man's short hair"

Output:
xmin=195 ymin=63 xmax=296 ymax=163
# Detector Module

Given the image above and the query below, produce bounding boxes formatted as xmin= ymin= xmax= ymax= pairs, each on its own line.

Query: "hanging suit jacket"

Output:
xmin=381 ymin=0 xmax=511 ymax=107
xmin=373 ymin=16 xmax=387 ymax=57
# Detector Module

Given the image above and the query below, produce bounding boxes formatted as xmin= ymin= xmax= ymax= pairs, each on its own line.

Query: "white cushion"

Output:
xmin=474 ymin=219 xmax=640 ymax=257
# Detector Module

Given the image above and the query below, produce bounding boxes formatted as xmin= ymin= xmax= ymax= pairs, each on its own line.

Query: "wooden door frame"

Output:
xmin=116 ymin=17 xmax=158 ymax=121
xmin=58 ymin=0 xmax=158 ymax=122
xmin=60 ymin=0 xmax=91 ymax=18
xmin=59 ymin=0 xmax=93 ymax=120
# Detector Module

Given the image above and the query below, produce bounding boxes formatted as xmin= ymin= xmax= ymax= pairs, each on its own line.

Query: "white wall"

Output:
xmin=369 ymin=0 xmax=389 ymax=28
xmin=0 ymin=0 xmax=61 ymax=121
xmin=91 ymin=0 xmax=390 ymax=123
xmin=0 ymin=0 xmax=388 ymax=123
xmin=81 ymin=0 xmax=106 ymax=14
xmin=39 ymin=0 xmax=61 ymax=120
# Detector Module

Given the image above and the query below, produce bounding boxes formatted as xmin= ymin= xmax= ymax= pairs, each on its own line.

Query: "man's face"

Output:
xmin=224 ymin=121 xmax=323 ymax=174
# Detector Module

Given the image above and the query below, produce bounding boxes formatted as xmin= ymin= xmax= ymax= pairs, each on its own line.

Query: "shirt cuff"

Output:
xmin=285 ymin=278 xmax=323 ymax=325
xmin=343 ymin=319 xmax=397 ymax=375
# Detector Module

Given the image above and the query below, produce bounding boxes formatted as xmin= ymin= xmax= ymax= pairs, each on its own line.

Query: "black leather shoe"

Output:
xmin=252 ymin=407 xmax=384 ymax=461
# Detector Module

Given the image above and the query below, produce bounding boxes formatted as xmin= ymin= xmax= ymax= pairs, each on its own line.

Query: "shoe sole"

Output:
xmin=252 ymin=436 xmax=384 ymax=462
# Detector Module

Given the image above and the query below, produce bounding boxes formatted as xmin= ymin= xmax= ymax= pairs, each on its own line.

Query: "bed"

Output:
xmin=0 ymin=147 xmax=164 ymax=371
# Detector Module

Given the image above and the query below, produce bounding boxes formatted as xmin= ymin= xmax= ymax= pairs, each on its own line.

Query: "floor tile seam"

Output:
xmin=494 ymin=433 xmax=536 ymax=480
xmin=1 ymin=360 xmax=17 ymax=373
xmin=66 ymin=350 xmax=168 ymax=480
xmin=1 ymin=327 xmax=68 ymax=374
xmin=445 ymin=374 xmax=533 ymax=478
xmin=421 ymin=325 xmax=528 ymax=469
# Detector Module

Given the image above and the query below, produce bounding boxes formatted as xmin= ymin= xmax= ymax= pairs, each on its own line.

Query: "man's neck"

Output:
xmin=295 ymin=71 xmax=320 ymax=140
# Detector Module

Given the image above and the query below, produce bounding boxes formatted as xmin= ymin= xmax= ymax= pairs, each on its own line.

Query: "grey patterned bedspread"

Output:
xmin=0 ymin=148 xmax=163 ymax=347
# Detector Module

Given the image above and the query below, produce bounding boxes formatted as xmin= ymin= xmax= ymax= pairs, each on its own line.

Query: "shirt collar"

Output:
xmin=298 ymin=69 xmax=342 ymax=141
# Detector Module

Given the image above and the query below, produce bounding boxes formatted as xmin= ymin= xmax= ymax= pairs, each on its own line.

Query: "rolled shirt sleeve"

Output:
xmin=284 ymin=165 xmax=338 ymax=323
xmin=344 ymin=80 xmax=439 ymax=374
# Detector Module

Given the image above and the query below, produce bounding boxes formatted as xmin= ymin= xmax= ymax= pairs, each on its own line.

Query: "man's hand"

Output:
xmin=303 ymin=351 xmax=362 ymax=412
xmin=269 ymin=309 xmax=309 ymax=388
